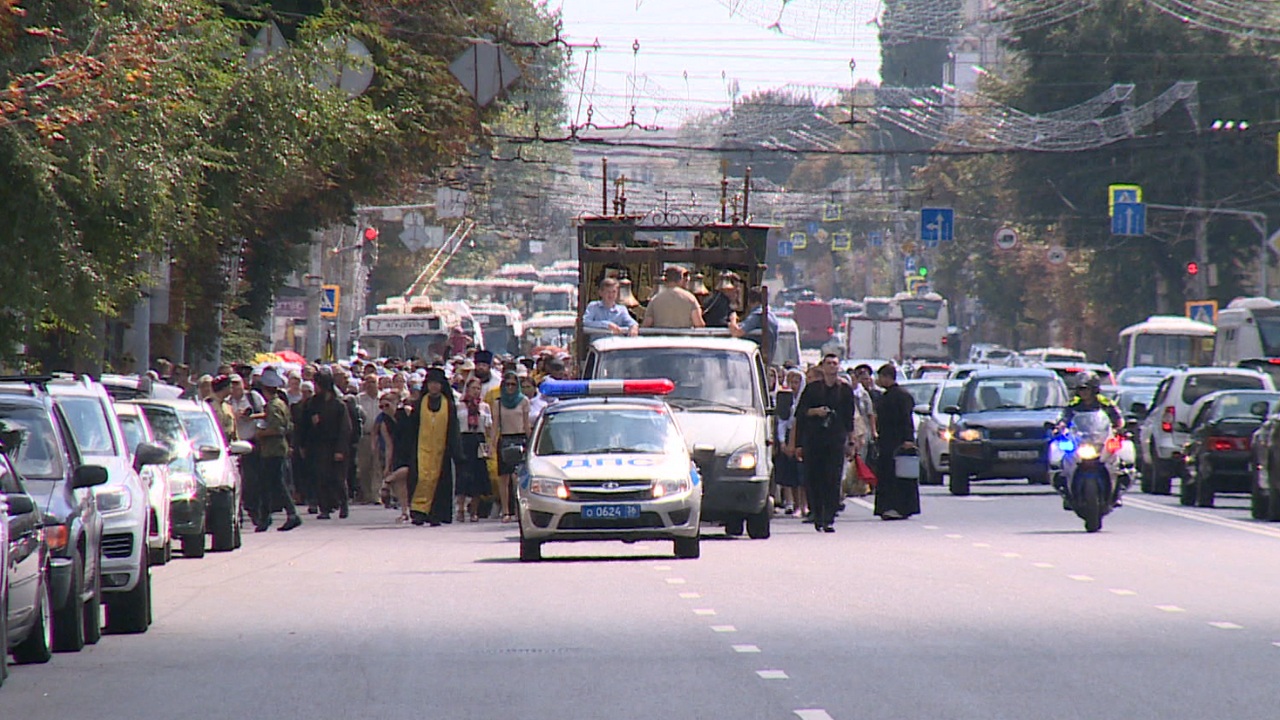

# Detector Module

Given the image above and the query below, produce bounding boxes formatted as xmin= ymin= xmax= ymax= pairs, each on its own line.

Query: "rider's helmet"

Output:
xmin=1074 ymin=371 xmax=1101 ymax=392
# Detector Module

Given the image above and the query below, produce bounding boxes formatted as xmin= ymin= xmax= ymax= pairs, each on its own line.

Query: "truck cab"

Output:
xmin=583 ymin=336 xmax=773 ymax=538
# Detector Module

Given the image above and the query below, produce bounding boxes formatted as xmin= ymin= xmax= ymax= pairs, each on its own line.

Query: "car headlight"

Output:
xmin=957 ymin=428 xmax=984 ymax=442
xmin=939 ymin=427 xmax=954 ymax=442
xmin=169 ymin=472 xmax=199 ymax=499
xmin=652 ymin=476 xmax=693 ymax=498
xmin=725 ymin=445 xmax=759 ymax=472
xmin=1077 ymin=444 xmax=1100 ymax=460
xmin=529 ymin=476 xmax=568 ymax=499
xmin=95 ymin=486 xmax=132 ymax=514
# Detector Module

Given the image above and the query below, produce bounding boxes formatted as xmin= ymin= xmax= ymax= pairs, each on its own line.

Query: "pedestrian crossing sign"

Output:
xmin=832 ymin=232 xmax=852 ymax=251
xmin=790 ymin=232 xmax=808 ymax=250
xmin=320 ymin=284 xmax=340 ymax=318
xmin=1108 ymin=184 xmax=1142 ymax=217
xmin=1185 ymin=300 xmax=1217 ymax=325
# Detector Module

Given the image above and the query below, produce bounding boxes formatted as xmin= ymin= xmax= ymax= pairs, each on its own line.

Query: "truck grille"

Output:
xmin=102 ymin=533 xmax=135 ymax=559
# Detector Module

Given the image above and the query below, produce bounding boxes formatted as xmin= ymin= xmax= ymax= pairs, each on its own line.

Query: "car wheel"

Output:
xmin=1178 ymin=472 xmax=1196 ymax=506
xmin=1251 ymin=487 xmax=1270 ymax=520
xmin=724 ymin=516 xmax=745 ymax=537
xmin=1269 ymin=488 xmax=1280 ymax=522
xmin=1 ymin=585 xmax=9 ymax=686
xmin=948 ymin=461 xmax=971 ymax=496
xmin=1195 ymin=470 xmax=1216 ymax=508
xmin=210 ymin=493 xmax=236 ymax=552
xmin=518 ymin=538 xmax=541 ymax=562
xmin=163 ymin=539 xmax=173 ymax=565
xmin=1138 ymin=452 xmax=1153 ymax=494
xmin=52 ymin=550 xmax=85 ymax=653
xmin=82 ymin=561 xmax=102 ymax=645
xmin=232 ymin=518 xmax=242 ymax=549
xmin=105 ymin=550 xmax=149 ymax=634
xmin=1027 ymin=471 xmax=1050 ymax=486
xmin=918 ymin=449 xmax=935 ymax=486
xmin=746 ymin=498 xmax=772 ymax=539
xmin=12 ymin=574 xmax=53 ymax=664
xmin=180 ymin=533 xmax=205 ymax=559
xmin=674 ymin=534 xmax=701 ymax=559
xmin=1081 ymin=477 xmax=1102 ymax=533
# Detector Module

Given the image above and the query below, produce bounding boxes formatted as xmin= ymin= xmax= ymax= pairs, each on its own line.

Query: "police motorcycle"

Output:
xmin=1049 ymin=409 xmax=1135 ymax=532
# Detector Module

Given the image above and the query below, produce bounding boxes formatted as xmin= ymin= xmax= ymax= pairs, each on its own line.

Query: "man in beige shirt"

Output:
xmin=643 ymin=266 xmax=706 ymax=329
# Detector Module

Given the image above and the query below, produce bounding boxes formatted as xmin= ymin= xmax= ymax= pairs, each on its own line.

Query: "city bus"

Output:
xmin=891 ymin=291 xmax=951 ymax=361
xmin=1117 ymin=315 xmax=1215 ymax=369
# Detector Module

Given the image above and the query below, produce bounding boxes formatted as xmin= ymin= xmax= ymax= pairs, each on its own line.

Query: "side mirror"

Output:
xmin=943 ymin=405 xmax=961 ymax=415
xmin=500 ymin=445 xmax=525 ymax=467
xmin=72 ymin=464 xmax=109 ymax=489
xmin=913 ymin=403 xmax=931 ymax=416
xmin=133 ymin=441 xmax=171 ymax=473
xmin=1130 ymin=402 xmax=1148 ymax=418
xmin=1 ymin=493 xmax=36 ymax=515
xmin=228 ymin=441 xmax=254 ymax=456
xmin=197 ymin=445 xmax=223 ymax=462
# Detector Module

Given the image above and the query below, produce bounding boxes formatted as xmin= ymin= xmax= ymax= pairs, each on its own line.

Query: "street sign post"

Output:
xmin=832 ymin=232 xmax=852 ymax=251
xmin=1185 ymin=300 xmax=1218 ymax=325
xmin=320 ymin=284 xmax=340 ymax=319
xmin=1108 ymin=184 xmax=1142 ymax=217
xmin=994 ymin=226 xmax=1018 ymax=250
xmin=904 ymin=255 xmax=918 ymax=272
xmin=868 ymin=231 xmax=883 ymax=247
xmin=777 ymin=240 xmax=794 ymax=258
xmin=1111 ymin=201 xmax=1146 ymax=236
xmin=920 ymin=207 xmax=954 ymax=246
xmin=790 ymin=232 xmax=808 ymax=250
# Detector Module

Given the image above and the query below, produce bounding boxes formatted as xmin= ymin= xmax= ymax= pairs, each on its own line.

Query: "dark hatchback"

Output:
xmin=0 ymin=384 xmax=108 ymax=653
xmin=945 ymin=369 xmax=1069 ymax=496
xmin=1179 ymin=390 xmax=1280 ymax=508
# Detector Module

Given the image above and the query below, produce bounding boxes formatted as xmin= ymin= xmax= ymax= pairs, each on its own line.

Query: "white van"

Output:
xmin=774 ymin=317 xmax=802 ymax=368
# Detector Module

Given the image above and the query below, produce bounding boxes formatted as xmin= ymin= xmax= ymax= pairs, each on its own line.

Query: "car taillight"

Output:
xmin=45 ymin=524 xmax=69 ymax=550
xmin=1161 ymin=406 xmax=1174 ymax=433
xmin=1209 ymin=436 xmax=1247 ymax=452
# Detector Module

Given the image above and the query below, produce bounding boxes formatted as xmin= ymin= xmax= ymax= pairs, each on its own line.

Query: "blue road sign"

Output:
xmin=1186 ymin=300 xmax=1217 ymax=325
xmin=777 ymin=240 xmax=793 ymax=258
xmin=806 ymin=221 xmax=820 ymax=236
xmin=320 ymin=284 xmax=340 ymax=319
xmin=868 ymin=231 xmax=883 ymax=247
xmin=920 ymin=207 xmax=954 ymax=246
xmin=1111 ymin=201 xmax=1146 ymax=236
xmin=904 ymin=255 xmax=918 ymax=272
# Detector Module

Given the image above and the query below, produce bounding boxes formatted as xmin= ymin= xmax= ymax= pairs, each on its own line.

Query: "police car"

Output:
xmin=515 ymin=379 xmax=702 ymax=562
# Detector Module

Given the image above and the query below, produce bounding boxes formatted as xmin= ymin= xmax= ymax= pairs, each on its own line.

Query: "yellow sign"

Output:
xmin=832 ymin=232 xmax=852 ymax=251
xmin=1108 ymin=184 xmax=1142 ymax=217
xmin=320 ymin=284 xmax=341 ymax=319
xmin=790 ymin=232 xmax=808 ymax=250
xmin=1184 ymin=299 xmax=1218 ymax=325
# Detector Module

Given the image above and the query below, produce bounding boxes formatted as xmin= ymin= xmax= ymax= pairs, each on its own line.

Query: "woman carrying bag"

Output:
xmin=456 ymin=376 xmax=494 ymax=522
xmin=490 ymin=371 xmax=531 ymax=523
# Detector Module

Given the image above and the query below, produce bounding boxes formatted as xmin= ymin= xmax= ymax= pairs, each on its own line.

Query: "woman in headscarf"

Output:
xmin=490 ymin=370 xmax=531 ymax=523
xmin=454 ymin=376 xmax=493 ymax=522
xmin=397 ymin=367 xmax=461 ymax=526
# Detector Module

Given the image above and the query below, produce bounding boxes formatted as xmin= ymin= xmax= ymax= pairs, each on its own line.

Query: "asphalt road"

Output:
xmin=4 ymin=481 xmax=1280 ymax=719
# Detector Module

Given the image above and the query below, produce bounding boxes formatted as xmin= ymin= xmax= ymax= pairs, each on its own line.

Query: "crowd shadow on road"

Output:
xmin=474 ymin=553 xmax=682 ymax=564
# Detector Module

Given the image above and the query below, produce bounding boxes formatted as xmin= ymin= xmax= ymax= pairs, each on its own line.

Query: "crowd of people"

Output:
xmin=148 ymin=348 xmax=577 ymax=530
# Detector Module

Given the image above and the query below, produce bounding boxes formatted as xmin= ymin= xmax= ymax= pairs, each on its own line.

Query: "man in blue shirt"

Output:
xmin=731 ymin=287 xmax=779 ymax=362
xmin=582 ymin=277 xmax=639 ymax=336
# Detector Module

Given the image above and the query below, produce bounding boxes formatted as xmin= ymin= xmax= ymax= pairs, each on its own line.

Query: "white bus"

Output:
xmin=891 ymin=291 xmax=951 ymax=361
xmin=1117 ymin=315 xmax=1215 ymax=369
xmin=1213 ymin=297 xmax=1280 ymax=365
xmin=358 ymin=302 xmax=463 ymax=360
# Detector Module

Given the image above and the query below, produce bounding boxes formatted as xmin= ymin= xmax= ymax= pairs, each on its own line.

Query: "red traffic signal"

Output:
xmin=1186 ymin=261 xmax=1199 ymax=276
xmin=362 ymin=227 xmax=379 ymax=243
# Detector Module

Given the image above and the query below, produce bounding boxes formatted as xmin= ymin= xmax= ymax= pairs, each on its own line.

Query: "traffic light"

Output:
xmin=918 ymin=266 xmax=929 ymax=278
xmin=1186 ymin=261 xmax=1199 ymax=276
xmin=362 ymin=226 xmax=379 ymax=244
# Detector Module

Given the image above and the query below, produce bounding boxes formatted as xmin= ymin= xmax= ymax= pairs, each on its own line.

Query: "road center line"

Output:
xmin=653 ymin=565 xmax=672 ymax=571
xmin=1155 ymin=605 xmax=1186 ymax=613
xmin=711 ymin=625 xmax=737 ymax=633
xmin=1209 ymin=621 xmax=1243 ymax=630
xmin=923 ymin=525 xmax=940 ymax=530
xmin=945 ymin=534 xmax=964 ymax=539
xmin=678 ymin=592 xmax=701 ymax=599
xmin=1068 ymin=574 xmax=1094 ymax=582
xmin=1032 ymin=562 xmax=1055 ymax=568
xmin=757 ymin=670 xmax=789 ymax=679
xmin=972 ymin=542 xmax=991 ymax=548
xmin=693 ymin=608 xmax=716 ymax=616
xmin=1125 ymin=498 xmax=1280 ymax=540
xmin=1001 ymin=552 xmax=1022 ymax=558
xmin=733 ymin=644 xmax=761 ymax=653
xmin=665 ymin=578 xmax=686 ymax=585
xmin=849 ymin=498 xmax=875 ymax=510
xmin=795 ymin=710 xmax=835 ymax=720
xmin=1109 ymin=589 xmax=1138 ymax=596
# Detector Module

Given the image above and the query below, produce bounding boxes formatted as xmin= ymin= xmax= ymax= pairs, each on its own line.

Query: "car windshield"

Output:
xmin=0 ymin=404 xmax=65 ymax=479
xmin=178 ymin=408 xmax=224 ymax=448
xmin=902 ymin=382 xmax=939 ymax=406
xmin=1181 ymin=374 xmax=1266 ymax=405
xmin=936 ymin=385 xmax=963 ymax=410
xmin=56 ymin=396 xmax=117 ymax=456
xmin=965 ymin=377 xmax=1067 ymax=412
xmin=595 ymin=349 xmax=759 ymax=411
xmin=535 ymin=407 xmax=683 ymax=456
xmin=1208 ymin=392 xmax=1280 ymax=422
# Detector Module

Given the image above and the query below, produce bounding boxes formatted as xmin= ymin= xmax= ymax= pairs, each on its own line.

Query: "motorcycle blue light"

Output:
xmin=1054 ymin=438 xmax=1076 ymax=454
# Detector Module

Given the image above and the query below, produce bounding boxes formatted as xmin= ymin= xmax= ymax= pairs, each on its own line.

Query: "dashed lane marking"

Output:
xmin=733 ymin=645 xmax=761 ymax=653
xmin=1068 ymin=575 xmax=1094 ymax=582
xmin=849 ymin=498 xmax=875 ymax=511
xmin=1125 ymin=498 xmax=1280 ymax=541
xmin=678 ymin=592 xmax=701 ymax=599
xmin=1032 ymin=562 xmax=1055 ymax=568
xmin=1156 ymin=605 xmax=1186 ymax=613
xmin=653 ymin=565 xmax=672 ymax=571
xmin=795 ymin=710 xmax=835 ymax=720
xmin=757 ymin=670 xmax=789 ymax=680
xmin=923 ymin=525 xmax=940 ymax=530
xmin=665 ymin=578 xmax=686 ymax=585
xmin=711 ymin=625 xmax=738 ymax=633
xmin=972 ymin=542 xmax=991 ymax=548
xmin=945 ymin=534 xmax=964 ymax=539
xmin=1001 ymin=552 xmax=1022 ymax=558
xmin=1109 ymin=589 xmax=1138 ymax=596
xmin=693 ymin=608 xmax=716 ymax=616
xmin=1209 ymin=621 xmax=1244 ymax=630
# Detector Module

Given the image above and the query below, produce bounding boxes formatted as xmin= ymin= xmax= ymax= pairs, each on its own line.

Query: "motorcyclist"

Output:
xmin=1061 ymin=372 xmax=1122 ymax=430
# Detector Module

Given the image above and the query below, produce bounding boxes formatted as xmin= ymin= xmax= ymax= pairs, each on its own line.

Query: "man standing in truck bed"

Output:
xmin=642 ymin=266 xmax=705 ymax=329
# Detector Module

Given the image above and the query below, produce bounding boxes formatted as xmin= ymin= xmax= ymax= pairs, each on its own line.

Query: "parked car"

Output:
xmin=98 ymin=374 xmax=184 ymax=401
xmin=944 ymin=369 xmax=1069 ymax=495
xmin=45 ymin=376 xmax=167 ymax=634
xmin=899 ymin=379 xmax=942 ymax=434
xmin=1135 ymin=367 xmax=1275 ymax=494
xmin=1178 ymin=390 xmax=1280 ymax=508
xmin=114 ymin=403 xmax=174 ymax=565
xmin=914 ymin=380 xmax=965 ymax=485
xmin=0 ymin=381 xmax=107 ymax=652
xmin=126 ymin=399 xmax=249 ymax=556
xmin=2 ymin=451 xmax=54 ymax=680
xmin=1249 ymin=409 xmax=1280 ymax=521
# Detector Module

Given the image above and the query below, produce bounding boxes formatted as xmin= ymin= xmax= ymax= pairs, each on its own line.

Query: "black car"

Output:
xmin=944 ymin=369 xmax=1069 ymax=496
xmin=3 ymin=449 xmax=54 ymax=678
xmin=1179 ymin=390 xmax=1280 ymax=508
xmin=0 ymin=382 xmax=108 ymax=653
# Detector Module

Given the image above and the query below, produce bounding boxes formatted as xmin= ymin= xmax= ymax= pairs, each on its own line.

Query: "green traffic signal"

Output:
xmin=918 ymin=266 xmax=928 ymax=277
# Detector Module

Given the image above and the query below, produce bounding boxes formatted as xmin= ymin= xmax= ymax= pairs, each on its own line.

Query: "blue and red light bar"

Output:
xmin=540 ymin=378 xmax=676 ymax=398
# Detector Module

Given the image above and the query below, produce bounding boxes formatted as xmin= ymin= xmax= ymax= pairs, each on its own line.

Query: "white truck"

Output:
xmin=845 ymin=315 xmax=904 ymax=361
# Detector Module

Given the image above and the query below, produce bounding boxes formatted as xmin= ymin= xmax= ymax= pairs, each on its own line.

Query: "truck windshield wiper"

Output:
xmin=667 ymin=397 xmax=747 ymax=413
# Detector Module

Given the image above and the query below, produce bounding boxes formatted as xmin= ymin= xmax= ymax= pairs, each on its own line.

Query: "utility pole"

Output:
xmin=304 ymin=231 xmax=324 ymax=362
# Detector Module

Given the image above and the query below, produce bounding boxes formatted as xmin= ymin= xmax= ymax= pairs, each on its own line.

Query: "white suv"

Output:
xmin=1136 ymin=367 xmax=1275 ymax=494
